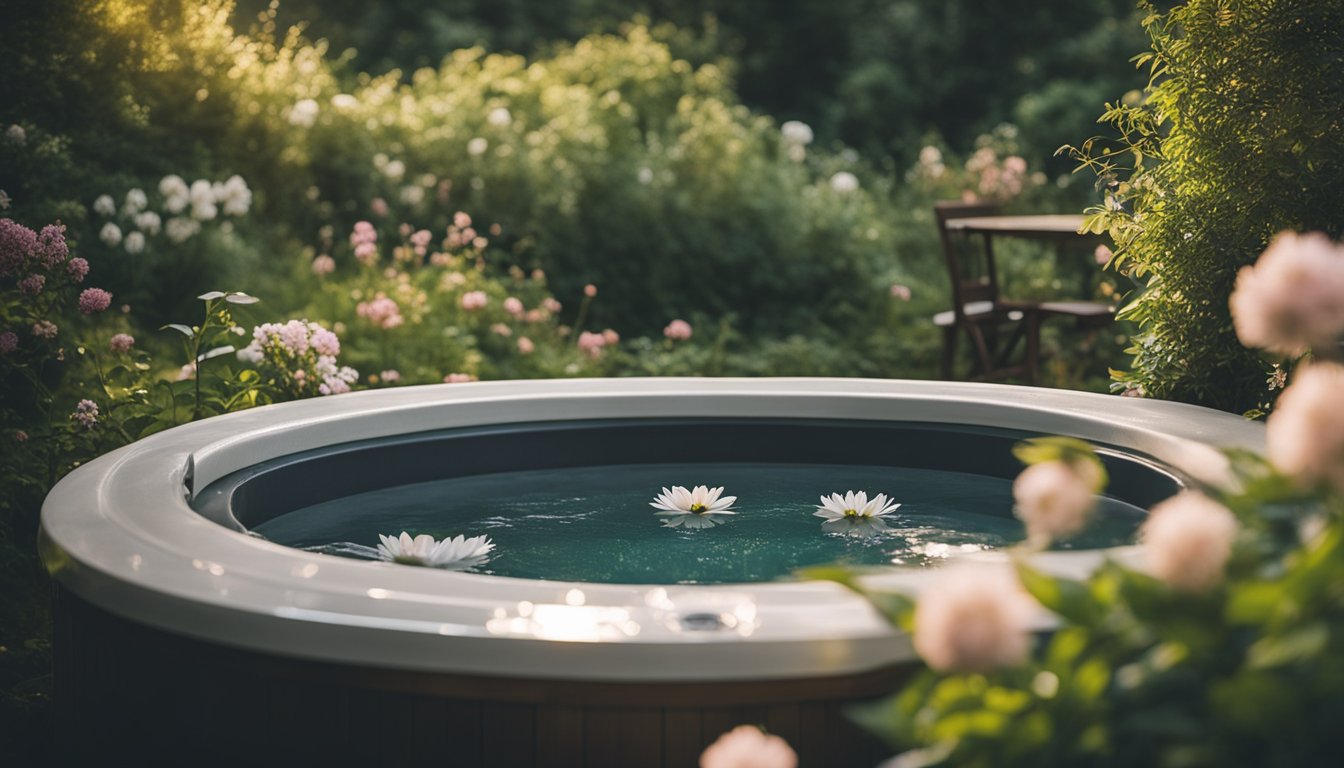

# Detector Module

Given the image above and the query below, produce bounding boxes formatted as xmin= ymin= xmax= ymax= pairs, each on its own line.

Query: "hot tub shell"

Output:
xmin=40 ymin=378 xmax=1263 ymax=765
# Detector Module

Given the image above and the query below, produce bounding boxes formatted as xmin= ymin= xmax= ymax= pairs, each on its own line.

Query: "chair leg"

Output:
xmin=968 ymin=323 xmax=995 ymax=379
xmin=940 ymin=325 xmax=957 ymax=379
xmin=1025 ymin=311 xmax=1041 ymax=386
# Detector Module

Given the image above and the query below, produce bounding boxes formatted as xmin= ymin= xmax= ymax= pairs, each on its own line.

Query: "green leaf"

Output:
xmin=1015 ymin=561 xmax=1102 ymax=625
xmin=1246 ymin=623 xmax=1328 ymax=669
xmin=161 ymin=323 xmax=195 ymax=338
xmin=198 ymin=345 xmax=236 ymax=362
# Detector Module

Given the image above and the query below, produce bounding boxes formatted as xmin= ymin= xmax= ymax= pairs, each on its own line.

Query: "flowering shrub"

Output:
xmin=817 ymin=232 xmax=1344 ymax=766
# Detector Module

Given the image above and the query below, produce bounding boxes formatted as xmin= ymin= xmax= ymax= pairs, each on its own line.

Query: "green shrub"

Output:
xmin=1070 ymin=0 xmax=1344 ymax=412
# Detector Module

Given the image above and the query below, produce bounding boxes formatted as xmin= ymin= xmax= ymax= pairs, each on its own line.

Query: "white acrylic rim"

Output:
xmin=40 ymin=378 xmax=1263 ymax=682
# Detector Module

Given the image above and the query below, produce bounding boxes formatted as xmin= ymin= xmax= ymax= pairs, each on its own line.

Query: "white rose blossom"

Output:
xmin=912 ymin=564 xmax=1039 ymax=673
xmin=1230 ymin=231 xmax=1344 ymax=356
xmin=1012 ymin=459 xmax=1100 ymax=544
xmin=1266 ymin=363 xmax=1344 ymax=493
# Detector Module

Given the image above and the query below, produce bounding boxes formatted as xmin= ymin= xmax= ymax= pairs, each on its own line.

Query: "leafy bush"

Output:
xmin=1070 ymin=0 xmax=1344 ymax=412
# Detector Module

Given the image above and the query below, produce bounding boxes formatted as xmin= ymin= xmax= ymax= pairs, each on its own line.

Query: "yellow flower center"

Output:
xmin=690 ymin=503 xmax=707 ymax=514
xmin=844 ymin=508 xmax=859 ymax=517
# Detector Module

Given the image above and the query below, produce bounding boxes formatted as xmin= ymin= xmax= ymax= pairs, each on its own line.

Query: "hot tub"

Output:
xmin=39 ymin=378 xmax=1261 ymax=766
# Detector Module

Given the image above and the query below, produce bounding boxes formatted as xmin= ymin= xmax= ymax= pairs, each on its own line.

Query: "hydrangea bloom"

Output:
xmin=77 ymin=288 xmax=113 ymax=314
xmin=93 ymin=194 xmax=116 ymax=216
xmin=460 ymin=291 xmax=489 ymax=311
xmin=18 ymin=274 xmax=45 ymax=295
xmin=135 ymin=211 xmax=162 ymax=235
xmin=0 ymin=331 xmax=18 ymax=354
xmin=238 ymin=320 xmax=356 ymax=397
xmin=99 ymin=222 xmax=122 ymax=247
xmin=109 ymin=333 xmax=135 ymax=354
xmin=123 ymin=188 xmax=148 ymax=215
xmin=503 ymin=297 xmax=524 ymax=317
xmin=66 ymin=257 xmax=89 ymax=282
xmin=311 ymin=254 xmax=336 ymax=276
xmin=0 ymin=219 xmax=37 ymax=277
xmin=577 ymin=331 xmax=607 ymax=358
xmin=663 ymin=319 xmax=692 ymax=340
xmin=124 ymin=231 xmax=145 ymax=254
xmin=35 ymin=224 xmax=68 ymax=267
xmin=71 ymin=399 xmax=99 ymax=429
xmin=165 ymin=217 xmax=200 ymax=243
xmin=31 ymin=320 xmax=58 ymax=339
xmin=356 ymin=295 xmax=404 ymax=329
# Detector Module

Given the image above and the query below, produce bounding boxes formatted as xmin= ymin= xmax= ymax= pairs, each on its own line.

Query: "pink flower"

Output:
xmin=524 ymin=309 xmax=546 ymax=323
xmin=1140 ymin=492 xmax=1239 ymax=592
xmin=71 ymin=399 xmax=99 ymax=429
xmin=379 ymin=369 xmax=401 ymax=384
xmin=31 ymin=320 xmax=58 ymax=339
xmin=0 ymin=331 xmax=17 ymax=353
xmin=542 ymin=297 xmax=562 ymax=313
xmin=1094 ymin=244 xmax=1114 ymax=266
xmin=370 ymin=198 xmax=389 ymax=218
xmin=311 ymin=255 xmax=336 ymax=275
xmin=912 ymin=564 xmax=1038 ymax=673
xmin=410 ymin=228 xmax=432 ymax=257
xmin=664 ymin=319 xmax=693 ymax=341
xmin=1266 ymin=362 xmax=1344 ymax=492
xmin=356 ymin=296 xmax=404 ymax=329
xmin=491 ymin=323 xmax=512 ymax=337
xmin=583 ymin=283 xmax=597 ymax=298
xmin=35 ymin=224 xmax=68 ymax=268
xmin=503 ymin=297 xmax=524 ymax=317
xmin=516 ymin=336 xmax=534 ymax=354
xmin=177 ymin=362 xmax=196 ymax=381
xmin=1230 ymin=231 xmax=1344 ymax=356
xmin=0 ymin=219 xmax=37 ymax=277
xmin=13 ymin=429 xmax=28 ymax=443
xmin=443 ymin=372 xmax=477 ymax=383
xmin=309 ymin=326 xmax=341 ymax=356
xmin=109 ymin=333 xmax=135 ymax=353
xmin=889 ymin=283 xmax=912 ymax=301
xmin=354 ymin=242 xmax=378 ymax=266
xmin=67 ymin=257 xmax=90 ymax=282
xmin=18 ymin=274 xmax=44 ymax=295
xmin=77 ymin=288 xmax=112 ymax=314
xmin=453 ymin=211 xmax=472 ymax=229
xmin=577 ymin=331 xmax=607 ymax=358
xmin=1012 ymin=460 xmax=1099 ymax=545
xmin=602 ymin=328 xmax=620 ymax=345
xmin=461 ymin=291 xmax=489 ymax=311
xmin=699 ymin=725 xmax=797 ymax=768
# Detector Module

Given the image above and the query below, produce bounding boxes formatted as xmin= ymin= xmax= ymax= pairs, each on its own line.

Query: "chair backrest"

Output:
xmin=934 ymin=200 xmax=1001 ymax=318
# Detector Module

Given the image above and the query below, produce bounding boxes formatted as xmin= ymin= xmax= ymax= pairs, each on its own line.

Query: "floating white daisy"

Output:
xmin=650 ymin=485 xmax=737 ymax=529
xmin=815 ymin=490 xmax=900 ymax=537
xmin=376 ymin=532 xmax=494 ymax=569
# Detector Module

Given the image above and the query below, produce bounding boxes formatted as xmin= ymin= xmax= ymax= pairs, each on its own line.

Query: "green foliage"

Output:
xmin=1068 ymin=0 xmax=1344 ymax=412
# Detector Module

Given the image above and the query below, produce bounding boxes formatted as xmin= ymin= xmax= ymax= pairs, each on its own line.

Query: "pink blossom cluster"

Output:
xmin=3 ymin=221 xmax=99 ymax=306
xmin=516 ymin=336 xmax=534 ymax=355
xmin=311 ymin=254 xmax=335 ymax=276
xmin=443 ymin=372 xmax=478 ymax=383
xmin=663 ymin=319 xmax=692 ymax=341
xmin=578 ymin=329 xmax=620 ymax=358
xmin=966 ymin=148 xmax=1029 ymax=200
xmin=444 ymin=211 xmax=486 ymax=251
xmin=237 ymin=320 xmax=356 ymax=397
xmin=78 ymin=288 xmax=113 ymax=314
xmin=503 ymin=297 xmax=524 ymax=317
xmin=409 ymin=229 xmax=432 ymax=259
xmin=71 ymin=399 xmax=99 ymax=429
xmin=699 ymin=725 xmax=797 ymax=768
xmin=912 ymin=564 xmax=1038 ymax=673
xmin=109 ymin=333 xmax=135 ymax=354
xmin=356 ymin=295 xmax=405 ymax=330
xmin=31 ymin=320 xmax=58 ymax=339
xmin=350 ymin=221 xmax=378 ymax=266
xmin=460 ymin=291 xmax=489 ymax=311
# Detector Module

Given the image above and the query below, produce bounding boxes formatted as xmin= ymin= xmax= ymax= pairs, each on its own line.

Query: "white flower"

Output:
xmin=699 ymin=725 xmax=797 ymax=768
xmin=158 ymin=174 xmax=188 ymax=198
xmin=814 ymin=490 xmax=900 ymax=537
xmin=124 ymin=231 xmax=145 ymax=254
xmin=330 ymin=93 xmax=358 ymax=110
xmin=780 ymin=120 xmax=813 ymax=146
xmin=912 ymin=564 xmax=1038 ymax=673
xmin=93 ymin=194 xmax=116 ymax=216
xmin=288 ymin=98 xmax=319 ymax=127
xmin=219 ymin=175 xmax=251 ymax=216
xmin=400 ymin=185 xmax=424 ymax=205
xmin=375 ymin=532 xmax=494 ymax=569
xmin=123 ymin=188 xmax=147 ymax=215
xmin=165 ymin=216 xmax=201 ymax=243
xmin=487 ymin=107 xmax=512 ymax=127
xmin=829 ymin=171 xmax=859 ymax=193
xmin=1012 ymin=460 xmax=1099 ymax=545
xmin=1266 ymin=362 xmax=1344 ymax=493
xmin=650 ymin=485 xmax=737 ymax=529
xmin=5 ymin=124 xmax=26 ymax=146
xmin=382 ymin=159 xmax=406 ymax=181
xmin=467 ymin=137 xmax=489 ymax=156
xmin=189 ymin=179 xmax=217 ymax=221
xmin=1230 ymin=231 xmax=1344 ymax=356
xmin=1140 ymin=492 xmax=1239 ymax=592
xmin=99 ymin=222 xmax=122 ymax=247
xmin=135 ymin=210 xmax=162 ymax=235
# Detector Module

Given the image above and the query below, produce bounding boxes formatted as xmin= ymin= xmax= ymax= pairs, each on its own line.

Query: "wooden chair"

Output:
xmin=932 ymin=201 xmax=1112 ymax=384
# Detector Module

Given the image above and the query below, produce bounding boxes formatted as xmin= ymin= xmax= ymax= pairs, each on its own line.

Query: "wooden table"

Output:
xmin=942 ymin=214 xmax=1098 ymax=241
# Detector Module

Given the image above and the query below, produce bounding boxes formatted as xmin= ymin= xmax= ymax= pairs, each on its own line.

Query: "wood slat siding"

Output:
xmin=54 ymin=586 xmax=902 ymax=766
